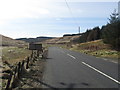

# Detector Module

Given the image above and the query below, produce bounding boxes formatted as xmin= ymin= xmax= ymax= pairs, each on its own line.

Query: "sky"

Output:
xmin=0 ymin=0 xmax=119 ymax=39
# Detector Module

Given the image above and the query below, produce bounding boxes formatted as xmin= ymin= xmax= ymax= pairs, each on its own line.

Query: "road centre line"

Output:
xmin=82 ymin=62 xmax=120 ymax=84
xmin=111 ymin=61 xmax=117 ymax=64
xmin=67 ymin=54 xmax=76 ymax=59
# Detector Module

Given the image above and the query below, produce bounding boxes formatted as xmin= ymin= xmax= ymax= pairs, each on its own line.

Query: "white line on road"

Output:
xmin=67 ymin=54 xmax=76 ymax=59
xmin=82 ymin=62 xmax=120 ymax=85
xmin=108 ymin=60 xmax=118 ymax=64
xmin=103 ymin=58 xmax=118 ymax=64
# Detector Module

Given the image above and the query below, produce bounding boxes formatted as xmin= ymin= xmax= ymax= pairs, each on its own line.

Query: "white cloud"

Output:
xmin=0 ymin=0 xmax=118 ymax=38
xmin=0 ymin=0 xmax=51 ymax=24
xmin=0 ymin=0 xmax=117 ymax=25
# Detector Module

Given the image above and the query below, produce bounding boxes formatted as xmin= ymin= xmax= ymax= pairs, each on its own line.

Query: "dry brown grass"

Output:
xmin=70 ymin=40 xmax=119 ymax=60
xmin=43 ymin=35 xmax=80 ymax=44
xmin=2 ymin=46 xmax=32 ymax=64
xmin=76 ymin=39 xmax=111 ymax=50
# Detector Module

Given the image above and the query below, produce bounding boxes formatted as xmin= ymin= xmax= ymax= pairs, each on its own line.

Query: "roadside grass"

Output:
xmin=44 ymin=40 xmax=119 ymax=62
xmin=70 ymin=40 xmax=119 ymax=60
xmin=1 ymin=46 xmax=32 ymax=88
xmin=2 ymin=46 xmax=32 ymax=64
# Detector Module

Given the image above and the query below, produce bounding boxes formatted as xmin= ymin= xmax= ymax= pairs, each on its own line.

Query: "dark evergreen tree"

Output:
xmin=102 ymin=21 xmax=120 ymax=50
xmin=87 ymin=27 xmax=100 ymax=41
xmin=108 ymin=9 xmax=119 ymax=24
xmin=79 ymin=30 xmax=91 ymax=43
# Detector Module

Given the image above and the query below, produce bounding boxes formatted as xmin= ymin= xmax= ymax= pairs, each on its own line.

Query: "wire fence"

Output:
xmin=1 ymin=48 xmax=48 ymax=90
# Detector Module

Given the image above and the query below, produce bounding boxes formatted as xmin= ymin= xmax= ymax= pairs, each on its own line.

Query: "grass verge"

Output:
xmin=2 ymin=46 xmax=32 ymax=64
xmin=44 ymin=40 xmax=119 ymax=62
xmin=70 ymin=40 xmax=119 ymax=62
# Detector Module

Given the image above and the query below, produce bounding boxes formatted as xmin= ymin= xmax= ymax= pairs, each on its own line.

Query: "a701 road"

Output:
xmin=43 ymin=47 xmax=119 ymax=88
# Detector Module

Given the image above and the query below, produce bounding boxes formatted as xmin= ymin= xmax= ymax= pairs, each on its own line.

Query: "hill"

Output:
xmin=0 ymin=34 xmax=27 ymax=47
xmin=16 ymin=36 xmax=54 ymax=43
xmin=43 ymin=35 xmax=80 ymax=44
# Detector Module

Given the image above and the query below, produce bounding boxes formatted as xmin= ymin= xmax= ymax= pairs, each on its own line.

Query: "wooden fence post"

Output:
xmin=21 ymin=60 xmax=25 ymax=76
xmin=26 ymin=57 xmax=29 ymax=69
xmin=5 ymin=71 xmax=13 ymax=90
xmin=42 ymin=50 xmax=46 ymax=59
xmin=17 ymin=62 xmax=21 ymax=79
xmin=11 ymin=65 xmax=20 ymax=89
xmin=13 ymin=66 xmax=17 ymax=79
xmin=5 ymin=46 xmax=46 ymax=89
xmin=31 ymin=51 xmax=33 ymax=60
xmin=37 ymin=50 xmax=39 ymax=57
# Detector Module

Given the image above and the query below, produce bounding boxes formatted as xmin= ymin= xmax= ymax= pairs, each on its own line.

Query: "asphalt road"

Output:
xmin=43 ymin=47 xmax=119 ymax=88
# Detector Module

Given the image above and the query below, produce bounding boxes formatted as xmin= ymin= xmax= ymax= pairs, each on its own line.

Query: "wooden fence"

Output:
xmin=1 ymin=48 xmax=48 ymax=90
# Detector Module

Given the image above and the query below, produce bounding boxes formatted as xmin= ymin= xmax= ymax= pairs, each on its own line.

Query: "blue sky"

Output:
xmin=0 ymin=0 xmax=119 ymax=39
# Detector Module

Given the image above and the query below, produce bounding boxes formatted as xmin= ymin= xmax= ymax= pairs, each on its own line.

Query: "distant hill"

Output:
xmin=16 ymin=36 xmax=55 ymax=43
xmin=63 ymin=33 xmax=81 ymax=37
xmin=0 ymin=34 xmax=27 ymax=47
xmin=43 ymin=34 xmax=80 ymax=44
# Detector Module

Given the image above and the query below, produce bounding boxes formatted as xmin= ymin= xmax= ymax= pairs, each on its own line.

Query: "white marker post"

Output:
xmin=118 ymin=1 xmax=120 ymax=20
xmin=78 ymin=26 xmax=80 ymax=34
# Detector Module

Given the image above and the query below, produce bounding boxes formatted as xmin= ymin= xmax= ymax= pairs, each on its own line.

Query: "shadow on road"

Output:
xmin=18 ymin=72 xmax=58 ymax=90
xmin=28 ymin=77 xmax=57 ymax=90
xmin=46 ymin=57 xmax=53 ymax=60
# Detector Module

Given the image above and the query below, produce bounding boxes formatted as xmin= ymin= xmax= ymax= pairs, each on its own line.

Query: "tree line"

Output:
xmin=78 ymin=9 xmax=120 ymax=51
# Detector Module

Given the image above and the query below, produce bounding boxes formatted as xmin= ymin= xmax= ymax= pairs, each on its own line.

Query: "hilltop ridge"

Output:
xmin=0 ymin=34 xmax=27 ymax=47
xmin=43 ymin=34 xmax=80 ymax=44
xmin=16 ymin=36 xmax=55 ymax=43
